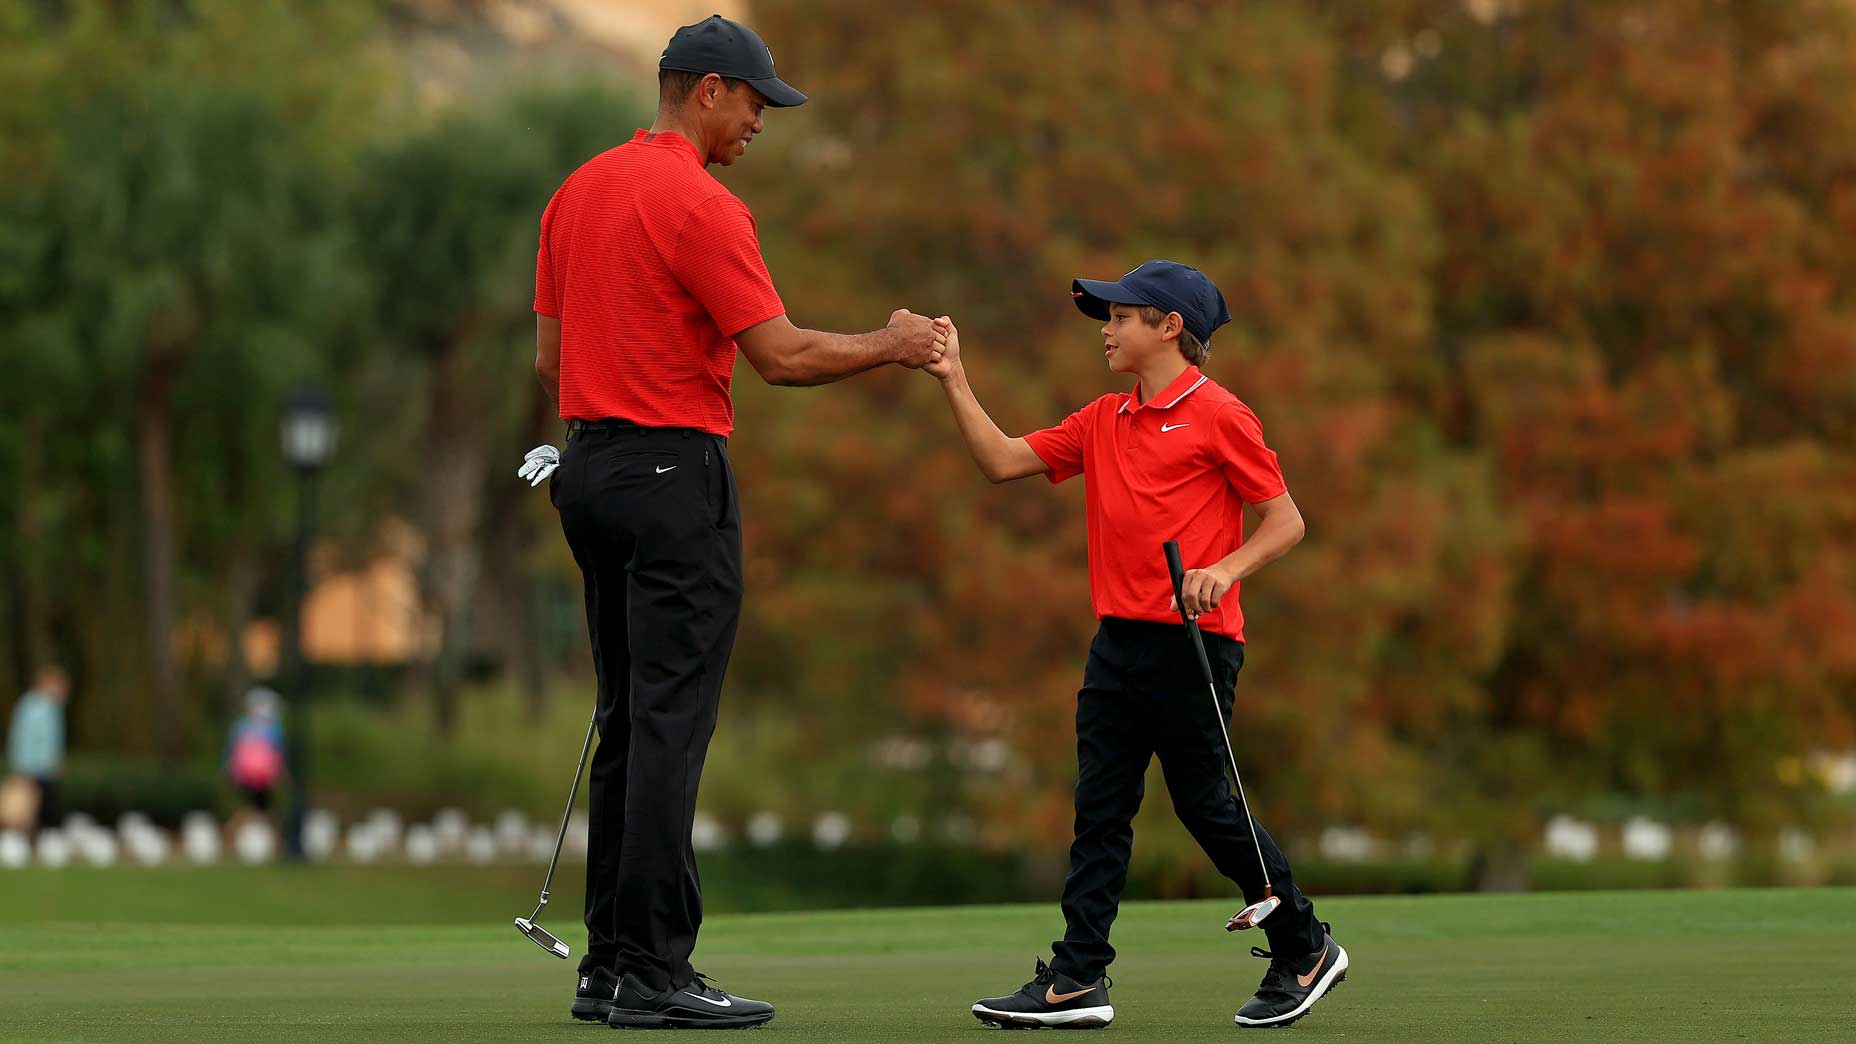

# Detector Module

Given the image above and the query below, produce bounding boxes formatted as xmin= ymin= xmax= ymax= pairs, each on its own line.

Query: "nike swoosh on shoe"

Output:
xmin=1297 ymin=948 xmax=1330 ymax=988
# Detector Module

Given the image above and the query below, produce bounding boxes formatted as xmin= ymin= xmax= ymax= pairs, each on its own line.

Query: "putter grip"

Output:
xmin=1162 ymin=540 xmax=1219 ymax=684
xmin=1164 ymin=540 xmax=1189 ymax=603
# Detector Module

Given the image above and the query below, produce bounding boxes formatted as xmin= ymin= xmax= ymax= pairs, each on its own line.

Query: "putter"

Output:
xmin=514 ymin=711 xmax=597 ymax=960
xmin=1162 ymin=540 xmax=1281 ymax=932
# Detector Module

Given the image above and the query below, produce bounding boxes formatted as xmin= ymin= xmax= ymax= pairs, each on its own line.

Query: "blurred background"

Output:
xmin=3 ymin=0 xmax=1854 ymax=910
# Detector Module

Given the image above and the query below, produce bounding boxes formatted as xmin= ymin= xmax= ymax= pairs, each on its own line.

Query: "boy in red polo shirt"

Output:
xmin=928 ymin=261 xmax=1347 ymax=1030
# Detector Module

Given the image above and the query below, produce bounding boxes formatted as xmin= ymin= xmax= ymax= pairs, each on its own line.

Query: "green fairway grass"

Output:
xmin=1 ymin=870 xmax=1851 ymax=1043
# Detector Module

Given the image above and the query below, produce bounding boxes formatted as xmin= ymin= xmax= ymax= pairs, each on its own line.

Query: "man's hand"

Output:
xmin=889 ymin=308 xmax=946 ymax=369
xmin=924 ymin=316 xmax=962 ymax=381
xmin=1171 ymin=563 xmax=1236 ymax=620
xmin=518 ymin=444 xmax=560 ymax=487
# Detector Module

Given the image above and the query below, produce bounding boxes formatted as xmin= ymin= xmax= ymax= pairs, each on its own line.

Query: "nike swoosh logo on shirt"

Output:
xmin=1297 ymin=948 xmax=1330 ymax=988
xmin=1045 ymin=984 xmax=1093 ymax=1004
xmin=655 ymin=465 xmax=678 ymax=474
xmin=683 ymin=991 xmax=732 ymax=1007
xmin=1160 ymin=423 xmax=1191 ymax=432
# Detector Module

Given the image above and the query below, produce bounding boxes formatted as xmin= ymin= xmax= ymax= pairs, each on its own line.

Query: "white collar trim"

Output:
xmin=1121 ymin=373 xmax=1208 ymax=413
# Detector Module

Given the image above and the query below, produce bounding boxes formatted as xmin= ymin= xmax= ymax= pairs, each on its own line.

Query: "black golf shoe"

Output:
xmin=971 ymin=957 xmax=1114 ymax=1029
xmin=1233 ymin=923 xmax=1348 ymax=1028
xmin=572 ymin=967 xmax=619 ymax=1022
xmin=605 ymin=971 xmax=774 ymax=1030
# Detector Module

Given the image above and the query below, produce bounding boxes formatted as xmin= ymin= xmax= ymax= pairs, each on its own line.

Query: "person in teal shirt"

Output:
xmin=7 ymin=665 xmax=68 ymax=832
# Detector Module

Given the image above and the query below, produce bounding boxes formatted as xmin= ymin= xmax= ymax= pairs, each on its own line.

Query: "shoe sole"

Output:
xmin=607 ymin=1009 xmax=774 ymax=1030
xmin=573 ymin=1001 xmax=614 ymax=1022
xmin=1234 ymin=945 xmax=1348 ymax=1029
xmin=971 ymin=1004 xmax=1115 ymax=1029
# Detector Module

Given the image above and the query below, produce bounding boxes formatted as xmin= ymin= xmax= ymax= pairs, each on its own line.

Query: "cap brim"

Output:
xmin=1071 ymin=277 xmax=1152 ymax=321
xmin=746 ymin=76 xmax=807 ymax=108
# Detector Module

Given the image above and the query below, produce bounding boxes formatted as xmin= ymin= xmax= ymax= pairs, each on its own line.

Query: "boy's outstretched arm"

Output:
xmin=925 ymin=317 xmax=1049 ymax=484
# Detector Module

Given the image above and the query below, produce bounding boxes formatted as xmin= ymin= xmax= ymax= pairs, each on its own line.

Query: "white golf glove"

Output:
xmin=518 ymin=444 xmax=560 ymax=487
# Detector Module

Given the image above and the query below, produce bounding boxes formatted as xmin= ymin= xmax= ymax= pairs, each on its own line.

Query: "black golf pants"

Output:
xmin=551 ymin=420 xmax=742 ymax=992
xmin=1050 ymin=617 xmax=1323 ymax=982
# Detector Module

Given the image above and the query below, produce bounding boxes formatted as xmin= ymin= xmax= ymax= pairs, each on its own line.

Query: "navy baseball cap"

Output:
xmin=1071 ymin=260 xmax=1232 ymax=346
xmin=660 ymin=15 xmax=807 ymax=108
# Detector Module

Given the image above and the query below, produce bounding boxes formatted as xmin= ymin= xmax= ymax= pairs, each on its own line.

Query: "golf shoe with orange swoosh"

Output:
xmin=1233 ymin=922 xmax=1348 ymax=1028
xmin=971 ymin=958 xmax=1114 ymax=1029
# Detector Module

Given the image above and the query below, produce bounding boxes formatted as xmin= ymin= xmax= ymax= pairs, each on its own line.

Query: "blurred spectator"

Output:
xmin=224 ymin=687 xmax=287 ymax=829
xmin=5 ymin=665 xmax=69 ymax=834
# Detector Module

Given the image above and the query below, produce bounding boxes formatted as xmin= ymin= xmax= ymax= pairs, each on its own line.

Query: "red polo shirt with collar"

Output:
xmin=1023 ymin=366 xmax=1287 ymax=642
xmin=534 ymin=129 xmax=787 ymax=436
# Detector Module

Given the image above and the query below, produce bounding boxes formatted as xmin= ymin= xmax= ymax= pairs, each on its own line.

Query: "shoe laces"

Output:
xmin=1020 ymin=958 xmax=1110 ymax=996
xmin=1250 ymin=923 xmax=1332 ymax=994
xmin=1248 ymin=946 xmax=1297 ymax=994
xmin=1019 ymin=957 xmax=1057 ymax=994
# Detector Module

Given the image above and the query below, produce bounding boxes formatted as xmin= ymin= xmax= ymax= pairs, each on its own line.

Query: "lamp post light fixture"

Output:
xmin=280 ymin=385 xmax=337 ymax=860
xmin=281 ymin=386 xmax=338 ymax=471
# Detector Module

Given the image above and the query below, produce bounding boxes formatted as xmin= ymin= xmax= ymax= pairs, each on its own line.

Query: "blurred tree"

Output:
xmin=2 ymin=0 xmax=1851 ymax=879
xmin=1314 ymin=0 xmax=1856 ymax=865
xmin=350 ymin=84 xmax=643 ymax=734
xmin=0 ymin=0 xmax=378 ymax=758
xmin=729 ymin=0 xmax=1511 ymax=849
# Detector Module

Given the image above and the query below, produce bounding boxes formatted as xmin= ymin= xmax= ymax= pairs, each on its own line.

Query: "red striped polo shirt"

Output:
xmin=534 ymin=129 xmax=787 ymax=436
xmin=1024 ymin=367 xmax=1287 ymax=642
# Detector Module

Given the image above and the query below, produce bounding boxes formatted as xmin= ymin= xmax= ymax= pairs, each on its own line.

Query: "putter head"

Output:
xmin=1225 ymin=895 xmax=1282 ymax=931
xmin=515 ymin=917 xmax=571 ymax=959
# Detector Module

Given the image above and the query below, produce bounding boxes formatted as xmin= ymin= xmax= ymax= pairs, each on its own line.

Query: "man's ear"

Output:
xmin=698 ymin=72 xmax=726 ymax=109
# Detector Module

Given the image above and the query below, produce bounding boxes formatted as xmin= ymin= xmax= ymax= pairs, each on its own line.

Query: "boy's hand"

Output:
xmin=924 ymin=316 xmax=962 ymax=381
xmin=1170 ymin=563 xmax=1236 ymax=619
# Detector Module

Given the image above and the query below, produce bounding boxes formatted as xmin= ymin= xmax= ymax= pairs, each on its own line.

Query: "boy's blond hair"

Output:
xmin=1136 ymin=305 xmax=1208 ymax=366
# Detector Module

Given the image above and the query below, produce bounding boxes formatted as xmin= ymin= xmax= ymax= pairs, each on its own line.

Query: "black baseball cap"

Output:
xmin=1071 ymin=260 xmax=1232 ymax=346
xmin=660 ymin=15 xmax=807 ymax=108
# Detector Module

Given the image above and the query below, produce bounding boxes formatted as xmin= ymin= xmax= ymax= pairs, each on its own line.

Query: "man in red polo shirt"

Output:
xmin=526 ymin=15 xmax=943 ymax=1031
xmin=926 ymin=261 xmax=1347 ymax=1031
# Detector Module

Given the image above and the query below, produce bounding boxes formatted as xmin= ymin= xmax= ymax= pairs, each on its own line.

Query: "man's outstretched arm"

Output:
xmin=735 ymin=310 xmax=943 ymax=387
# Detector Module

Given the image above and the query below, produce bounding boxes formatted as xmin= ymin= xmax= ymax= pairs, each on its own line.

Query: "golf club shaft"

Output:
xmin=536 ymin=713 xmax=598 ymax=906
xmin=1163 ymin=541 xmax=1273 ymax=892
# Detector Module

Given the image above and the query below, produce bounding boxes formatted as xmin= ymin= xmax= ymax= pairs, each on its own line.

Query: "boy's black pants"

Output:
xmin=551 ymin=420 xmax=742 ymax=993
xmin=1051 ymin=617 xmax=1323 ymax=982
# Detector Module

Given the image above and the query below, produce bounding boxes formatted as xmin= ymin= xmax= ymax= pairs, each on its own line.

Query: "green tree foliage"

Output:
xmin=0 ymin=0 xmax=376 ymax=758
xmin=347 ymin=84 xmax=643 ymax=734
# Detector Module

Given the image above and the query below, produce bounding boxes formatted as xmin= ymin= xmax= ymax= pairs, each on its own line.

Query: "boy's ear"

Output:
xmin=1164 ymin=311 xmax=1185 ymax=343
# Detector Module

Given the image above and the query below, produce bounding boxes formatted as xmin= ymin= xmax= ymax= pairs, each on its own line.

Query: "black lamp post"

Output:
xmin=280 ymin=385 xmax=337 ymax=860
